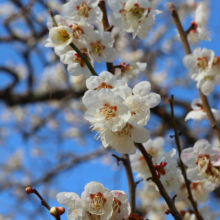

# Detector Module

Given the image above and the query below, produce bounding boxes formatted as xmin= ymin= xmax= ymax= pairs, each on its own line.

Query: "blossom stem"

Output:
xmin=48 ymin=10 xmax=98 ymax=77
xmin=98 ymin=0 xmax=115 ymax=74
xmin=168 ymin=2 xmax=220 ymax=144
xmin=169 ymin=95 xmax=204 ymax=220
xmin=122 ymin=154 xmax=136 ymax=213
xmin=135 ymin=143 xmax=183 ymax=220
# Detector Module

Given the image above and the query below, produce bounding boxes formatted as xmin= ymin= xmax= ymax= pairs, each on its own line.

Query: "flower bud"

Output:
xmin=50 ymin=207 xmax=59 ymax=216
xmin=58 ymin=207 xmax=65 ymax=215
xmin=26 ymin=187 xmax=33 ymax=194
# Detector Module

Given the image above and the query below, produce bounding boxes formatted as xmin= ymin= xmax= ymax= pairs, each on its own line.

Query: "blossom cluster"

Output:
xmin=45 ymin=0 xmax=160 ymax=80
xmin=56 ymin=181 xmax=131 ymax=220
xmin=183 ymin=47 xmax=220 ymax=95
xmin=82 ymin=71 xmax=161 ymax=154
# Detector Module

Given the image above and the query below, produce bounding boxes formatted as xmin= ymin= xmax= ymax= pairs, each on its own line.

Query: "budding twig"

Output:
xmin=48 ymin=10 xmax=98 ymax=77
xmin=169 ymin=95 xmax=204 ymax=220
xmin=168 ymin=2 xmax=220 ymax=144
xmin=135 ymin=143 xmax=183 ymax=220
xmin=26 ymin=187 xmax=62 ymax=220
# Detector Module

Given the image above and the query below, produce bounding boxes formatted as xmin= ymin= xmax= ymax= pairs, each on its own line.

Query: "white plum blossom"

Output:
xmin=56 ymin=192 xmax=87 ymax=220
xmin=185 ymin=98 xmax=220 ymax=121
xmin=187 ymin=3 xmax=210 ymax=44
xmin=108 ymin=0 xmax=162 ymax=39
xmin=61 ymin=0 xmax=102 ymax=24
xmin=154 ymin=148 xmax=181 ymax=192
xmin=187 ymin=23 xmax=210 ymax=44
xmin=86 ymin=71 xmax=126 ymax=91
xmin=47 ymin=15 xmax=94 ymax=39
xmin=181 ymin=139 xmax=220 ymax=186
xmin=85 ymin=31 xmax=117 ymax=63
xmin=130 ymin=137 xmax=165 ymax=177
xmin=183 ymin=47 xmax=220 ymax=95
xmin=127 ymin=81 xmax=161 ymax=126
xmin=100 ymin=120 xmax=150 ymax=154
xmin=112 ymin=81 xmax=160 ymax=126
xmin=83 ymin=71 xmax=127 ymax=108
xmin=176 ymin=176 xmax=215 ymax=206
xmin=81 ymin=181 xmax=113 ymax=219
xmin=48 ymin=26 xmax=73 ymax=50
xmin=84 ymin=89 xmax=131 ymax=132
xmin=60 ymin=50 xmax=91 ymax=79
xmin=60 ymin=42 xmax=93 ymax=79
xmin=115 ymin=62 xmax=147 ymax=82
xmin=109 ymin=190 xmax=131 ymax=220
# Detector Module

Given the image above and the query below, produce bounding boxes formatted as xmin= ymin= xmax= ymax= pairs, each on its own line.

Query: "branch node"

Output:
xmin=112 ymin=154 xmax=124 ymax=166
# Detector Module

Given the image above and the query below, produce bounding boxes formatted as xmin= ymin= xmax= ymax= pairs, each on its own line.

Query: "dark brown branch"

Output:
xmin=169 ymin=95 xmax=203 ymax=220
xmin=168 ymin=2 xmax=220 ymax=144
xmin=122 ymin=154 xmax=136 ymax=213
xmin=98 ymin=0 xmax=115 ymax=74
xmin=112 ymin=153 xmax=136 ymax=212
xmin=135 ymin=143 xmax=183 ymax=220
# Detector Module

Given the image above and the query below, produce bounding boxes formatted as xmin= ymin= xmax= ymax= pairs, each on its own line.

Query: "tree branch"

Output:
xmin=122 ymin=154 xmax=136 ymax=213
xmin=98 ymin=0 xmax=115 ymax=74
xmin=169 ymin=95 xmax=203 ymax=220
xmin=168 ymin=2 xmax=220 ymax=144
xmin=135 ymin=143 xmax=183 ymax=220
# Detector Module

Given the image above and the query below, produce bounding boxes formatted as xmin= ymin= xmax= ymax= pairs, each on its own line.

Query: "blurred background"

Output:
xmin=0 ymin=0 xmax=220 ymax=219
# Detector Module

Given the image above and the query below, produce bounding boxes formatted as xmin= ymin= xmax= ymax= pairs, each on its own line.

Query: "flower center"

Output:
xmin=90 ymin=41 xmax=105 ymax=56
xmin=154 ymin=161 xmax=167 ymax=178
xmin=69 ymin=24 xmax=84 ymax=39
xmin=51 ymin=28 xmax=71 ymax=45
xmin=120 ymin=62 xmax=131 ymax=75
xmin=130 ymin=3 xmax=145 ymax=19
xmin=112 ymin=197 xmax=122 ymax=215
xmin=73 ymin=53 xmax=90 ymax=68
xmin=196 ymin=154 xmax=220 ymax=184
xmin=89 ymin=192 xmax=106 ymax=213
xmin=196 ymin=57 xmax=209 ymax=70
xmin=76 ymin=2 xmax=92 ymax=18
xmin=120 ymin=123 xmax=133 ymax=137
xmin=99 ymin=104 xmax=117 ymax=120
xmin=96 ymin=82 xmax=113 ymax=91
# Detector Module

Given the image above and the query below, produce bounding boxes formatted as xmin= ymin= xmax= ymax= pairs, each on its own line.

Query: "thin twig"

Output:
xmin=169 ymin=95 xmax=203 ymax=220
xmin=112 ymin=154 xmax=136 ymax=212
xmin=98 ymin=0 xmax=115 ymax=74
xmin=112 ymin=154 xmax=125 ymax=166
xmin=135 ymin=179 xmax=144 ymax=187
xmin=168 ymin=2 xmax=220 ymax=144
xmin=135 ymin=143 xmax=183 ymax=220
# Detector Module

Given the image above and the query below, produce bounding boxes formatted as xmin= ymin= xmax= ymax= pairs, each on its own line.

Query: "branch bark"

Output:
xmin=98 ymin=0 xmax=115 ymax=74
xmin=135 ymin=143 xmax=183 ymax=220
xmin=168 ymin=2 xmax=220 ymax=144
xmin=122 ymin=154 xmax=136 ymax=213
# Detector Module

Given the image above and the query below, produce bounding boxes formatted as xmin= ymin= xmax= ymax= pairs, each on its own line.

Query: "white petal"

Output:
xmin=133 ymin=81 xmax=151 ymax=96
xmin=201 ymin=79 xmax=215 ymax=95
